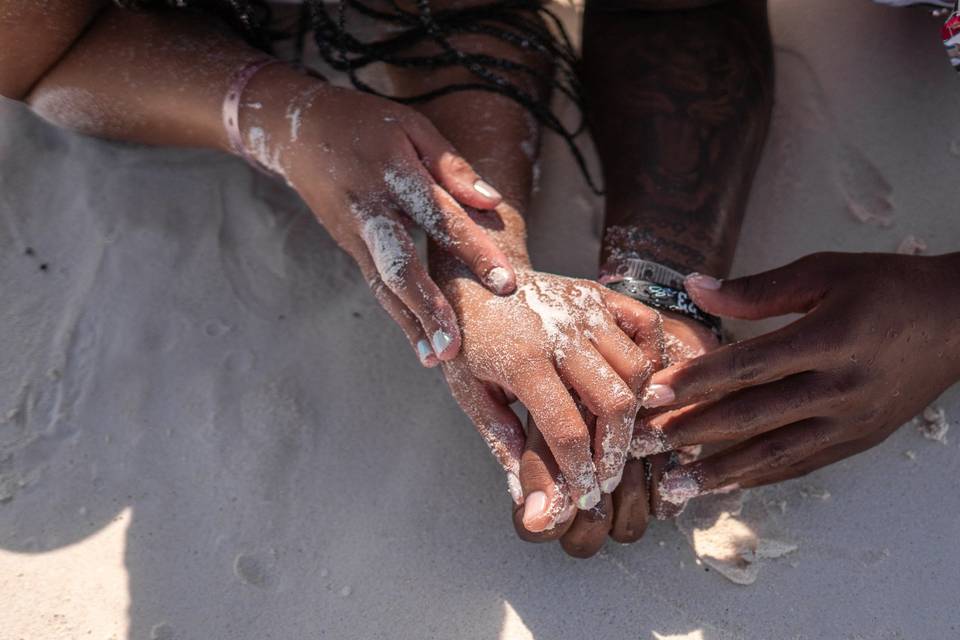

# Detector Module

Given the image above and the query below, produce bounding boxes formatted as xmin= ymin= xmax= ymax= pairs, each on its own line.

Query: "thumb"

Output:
xmin=685 ymin=254 xmax=833 ymax=320
xmin=514 ymin=416 xmax=576 ymax=537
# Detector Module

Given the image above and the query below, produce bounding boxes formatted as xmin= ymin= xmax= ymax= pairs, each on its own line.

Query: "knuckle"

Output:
xmin=729 ymin=402 xmax=763 ymax=430
xmin=853 ymin=406 xmax=883 ymax=428
xmin=603 ymin=389 xmax=636 ymax=418
xmin=439 ymin=153 xmax=473 ymax=177
xmin=758 ymin=439 xmax=795 ymax=470
xmin=804 ymin=421 xmax=838 ymax=449
xmin=551 ymin=430 xmax=592 ymax=457
xmin=826 ymin=371 xmax=863 ymax=408
xmin=729 ymin=344 xmax=765 ymax=384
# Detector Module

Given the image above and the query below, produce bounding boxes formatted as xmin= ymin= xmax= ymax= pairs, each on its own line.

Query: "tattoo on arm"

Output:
xmin=583 ymin=0 xmax=774 ymax=277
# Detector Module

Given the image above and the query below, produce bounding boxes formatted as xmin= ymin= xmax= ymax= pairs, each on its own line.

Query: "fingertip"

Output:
xmin=472 ymin=179 xmax=502 ymax=204
xmin=600 ymin=466 xmax=625 ymax=495
xmin=640 ymin=383 xmax=675 ymax=408
xmin=416 ymin=339 xmax=440 ymax=367
xmin=684 ymin=273 xmax=726 ymax=314
xmin=685 ymin=273 xmax=723 ymax=293
xmin=576 ymin=484 xmax=602 ymax=511
xmin=482 ymin=265 xmax=517 ymax=296
xmin=430 ymin=327 xmax=460 ymax=361
xmin=521 ymin=491 xmax=551 ymax=532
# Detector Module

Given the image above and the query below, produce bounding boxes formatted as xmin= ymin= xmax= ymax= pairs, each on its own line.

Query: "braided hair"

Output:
xmin=114 ymin=0 xmax=600 ymax=192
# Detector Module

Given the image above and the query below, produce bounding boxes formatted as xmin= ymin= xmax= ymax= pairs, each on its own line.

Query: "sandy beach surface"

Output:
xmin=1 ymin=1 xmax=959 ymax=638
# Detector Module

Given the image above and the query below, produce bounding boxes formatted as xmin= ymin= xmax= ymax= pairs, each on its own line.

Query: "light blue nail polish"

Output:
xmin=431 ymin=329 xmax=453 ymax=355
xmin=416 ymin=339 xmax=434 ymax=364
xmin=577 ymin=486 xmax=602 ymax=510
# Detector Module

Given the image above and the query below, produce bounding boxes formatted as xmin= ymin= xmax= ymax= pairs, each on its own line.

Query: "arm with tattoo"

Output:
xmin=584 ymin=0 xmax=774 ymax=279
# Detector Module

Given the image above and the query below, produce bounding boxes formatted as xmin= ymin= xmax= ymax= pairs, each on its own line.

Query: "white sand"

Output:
xmin=1 ymin=1 xmax=960 ymax=638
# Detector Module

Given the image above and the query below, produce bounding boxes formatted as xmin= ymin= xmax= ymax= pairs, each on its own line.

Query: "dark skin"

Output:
xmin=521 ymin=0 xmax=960 ymax=558
xmin=644 ymin=252 xmax=960 ymax=498
xmin=513 ymin=0 xmax=774 ymax=556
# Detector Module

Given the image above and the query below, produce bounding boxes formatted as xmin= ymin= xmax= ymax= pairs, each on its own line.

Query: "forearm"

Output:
xmin=584 ymin=0 xmax=774 ymax=277
xmin=387 ymin=13 xmax=554 ymax=270
xmin=0 ymin=0 xmax=107 ymax=99
xmin=18 ymin=6 xmax=305 ymax=153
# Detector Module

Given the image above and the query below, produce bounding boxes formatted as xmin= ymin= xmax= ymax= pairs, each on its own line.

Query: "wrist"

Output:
xmin=227 ymin=62 xmax=320 ymax=176
xmin=600 ymin=228 xmax=710 ymax=279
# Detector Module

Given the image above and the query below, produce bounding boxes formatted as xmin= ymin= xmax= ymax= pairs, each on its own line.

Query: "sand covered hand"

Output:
xmin=511 ymin=311 xmax=718 ymax=557
xmin=438 ymin=269 xmax=663 ymax=511
xmin=239 ymin=78 xmax=518 ymax=365
xmin=638 ymin=252 xmax=960 ymax=505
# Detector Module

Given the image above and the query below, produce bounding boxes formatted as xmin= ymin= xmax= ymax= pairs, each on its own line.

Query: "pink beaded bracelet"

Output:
xmin=222 ymin=58 xmax=283 ymax=172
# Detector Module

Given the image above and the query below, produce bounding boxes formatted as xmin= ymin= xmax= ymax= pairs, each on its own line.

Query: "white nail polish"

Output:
xmin=522 ymin=491 xmax=549 ymax=529
xmin=641 ymin=384 xmax=675 ymax=408
xmin=431 ymin=329 xmax=453 ymax=355
xmin=416 ymin=339 xmax=434 ymax=365
xmin=577 ymin=485 xmax=602 ymax=510
xmin=484 ymin=267 xmax=511 ymax=294
xmin=473 ymin=179 xmax=500 ymax=200
xmin=506 ymin=471 xmax=523 ymax=505
xmin=686 ymin=273 xmax=722 ymax=290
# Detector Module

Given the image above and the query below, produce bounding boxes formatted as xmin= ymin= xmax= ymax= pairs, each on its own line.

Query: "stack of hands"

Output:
xmin=9 ymin=1 xmax=960 ymax=560
xmin=228 ymin=68 xmax=960 ymax=559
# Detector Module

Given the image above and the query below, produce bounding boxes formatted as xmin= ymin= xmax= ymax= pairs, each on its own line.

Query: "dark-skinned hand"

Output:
xmin=640 ymin=252 xmax=960 ymax=508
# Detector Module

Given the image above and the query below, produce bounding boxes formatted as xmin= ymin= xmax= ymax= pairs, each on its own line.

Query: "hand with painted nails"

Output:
xmin=639 ymin=252 xmax=960 ymax=509
xmin=438 ymin=267 xmax=664 ymax=511
xmin=512 ymin=312 xmax=718 ymax=557
xmin=241 ymin=77 xmax=517 ymax=366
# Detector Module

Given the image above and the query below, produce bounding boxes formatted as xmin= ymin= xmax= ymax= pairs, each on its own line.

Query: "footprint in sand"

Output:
xmin=836 ymin=142 xmax=895 ymax=227
xmin=774 ymin=47 xmax=896 ymax=228
xmin=233 ymin=553 xmax=268 ymax=587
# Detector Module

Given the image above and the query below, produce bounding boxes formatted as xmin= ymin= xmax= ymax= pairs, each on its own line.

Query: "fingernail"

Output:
xmin=641 ymin=384 xmax=675 ymax=408
xmin=658 ymin=469 xmax=702 ymax=505
xmin=416 ymin=339 xmax=436 ymax=366
xmin=506 ymin=471 xmax=523 ymax=505
xmin=483 ymin=266 xmax=512 ymax=294
xmin=601 ymin=467 xmax=624 ymax=494
xmin=473 ymin=179 xmax=501 ymax=200
xmin=685 ymin=273 xmax=722 ymax=291
xmin=522 ymin=491 xmax=550 ymax=530
xmin=576 ymin=485 xmax=602 ymax=510
xmin=431 ymin=329 xmax=453 ymax=356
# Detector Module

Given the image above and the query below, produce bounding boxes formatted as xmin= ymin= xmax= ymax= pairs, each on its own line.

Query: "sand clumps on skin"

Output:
xmin=676 ymin=490 xmax=798 ymax=585
xmin=917 ymin=405 xmax=950 ymax=444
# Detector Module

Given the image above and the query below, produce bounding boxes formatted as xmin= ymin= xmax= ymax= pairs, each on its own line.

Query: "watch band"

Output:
xmin=607 ymin=278 xmax=723 ymax=340
xmin=604 ymin=258 xmax=687 ymax=289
